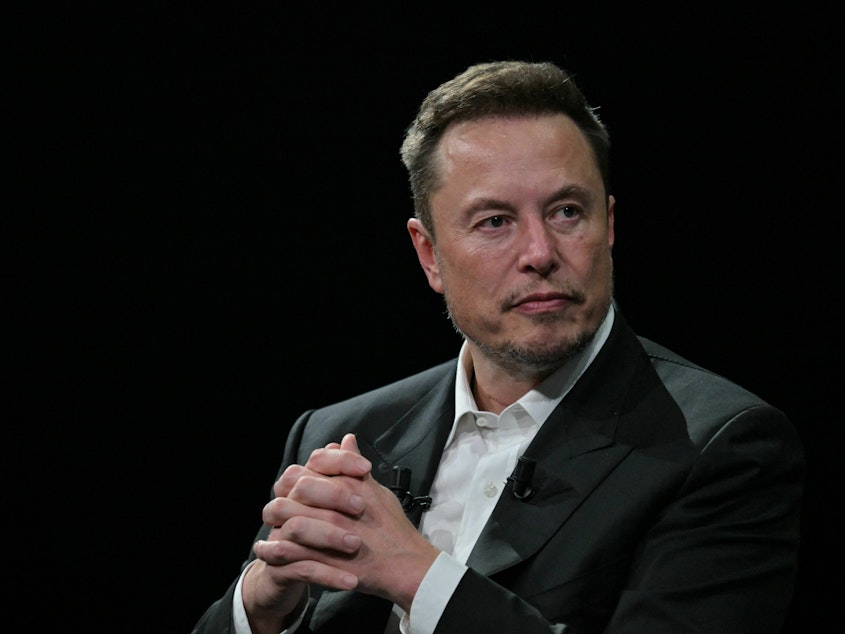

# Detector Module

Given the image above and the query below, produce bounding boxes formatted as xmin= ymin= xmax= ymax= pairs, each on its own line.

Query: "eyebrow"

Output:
xmin=462 ymin=184 xmax=597 ymax=216
xmin=543 ymin=184 xmax=596 ymax=207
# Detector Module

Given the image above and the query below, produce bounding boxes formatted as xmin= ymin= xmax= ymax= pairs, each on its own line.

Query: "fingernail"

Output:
xmin=343 ymin=534 xmax=361 ymax=549
xmin=349 ymin=494 xmax=365 ymax=512
xmin=356 ymin=457 xmax=371 ymax=471
xmin=342 ymin=574 xmax=358 ymax=589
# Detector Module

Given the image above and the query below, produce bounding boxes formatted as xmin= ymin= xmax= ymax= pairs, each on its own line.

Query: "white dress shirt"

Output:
xmin=235 ymin=305 xmax=616 ymax=634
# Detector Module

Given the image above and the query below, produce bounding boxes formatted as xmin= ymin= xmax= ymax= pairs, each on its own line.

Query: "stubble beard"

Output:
xmin=444 ymin=296 xmax=610 ymax=381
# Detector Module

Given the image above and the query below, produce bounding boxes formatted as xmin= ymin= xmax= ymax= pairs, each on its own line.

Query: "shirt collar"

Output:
xmin=448 ymin=303 xmax=616 ymax=446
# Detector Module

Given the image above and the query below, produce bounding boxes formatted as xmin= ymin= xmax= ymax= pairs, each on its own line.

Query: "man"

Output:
xmin=192 ymin=60 xmax=804 ymax=633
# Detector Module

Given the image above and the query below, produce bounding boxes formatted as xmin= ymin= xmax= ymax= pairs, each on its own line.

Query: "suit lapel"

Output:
xmin=467 ymin=421 xmax=633 ymax=576
xmin=364 ymin=364 xmax=457 ymax=522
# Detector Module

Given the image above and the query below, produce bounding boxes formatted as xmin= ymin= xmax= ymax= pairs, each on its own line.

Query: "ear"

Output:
xmin=407 ymin=218 xmax=443 ymax=293
xmin=606 ymin=195 xmax=616 ymax=252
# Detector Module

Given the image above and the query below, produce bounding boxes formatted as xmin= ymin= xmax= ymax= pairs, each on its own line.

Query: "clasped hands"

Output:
xmin=242 ymin=433 xmax=440 ymax=631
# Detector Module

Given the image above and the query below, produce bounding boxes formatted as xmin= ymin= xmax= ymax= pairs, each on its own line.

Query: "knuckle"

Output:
xmin=281 ymin=464 xmax=304 ymax=483
xmin=261 ymin=499 xmax=279 ymax=524
xmin=294 ymin=560 xmax=318 ymax=581
xmin=263 ymin=496 xmax=286 ymax=521
xmin=257 ymin=539 xmax=288 ymax=565
xmin=283 ymin=515 xmax=307 ymax=540
xmin=308 ymin=448 xmax=323 ymax=464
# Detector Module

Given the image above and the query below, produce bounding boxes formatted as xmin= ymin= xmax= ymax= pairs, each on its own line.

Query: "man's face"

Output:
xmin=409 ymin=114 xmax=615 ymax=376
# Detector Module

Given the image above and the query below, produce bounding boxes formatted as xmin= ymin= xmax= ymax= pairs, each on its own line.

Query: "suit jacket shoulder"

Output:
xmin=638 ymin=335 xmax=798 ymax=449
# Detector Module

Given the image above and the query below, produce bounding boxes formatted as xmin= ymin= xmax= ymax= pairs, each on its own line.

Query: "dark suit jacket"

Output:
xmin=192 ymin=311 xmax=804 ymax=633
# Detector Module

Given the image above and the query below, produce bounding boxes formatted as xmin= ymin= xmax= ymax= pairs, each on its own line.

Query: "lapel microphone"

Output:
xmin=390 ymin=466 xmax=432 ymax=523
xmin=507 ymin=456 xmax=537 ymax=501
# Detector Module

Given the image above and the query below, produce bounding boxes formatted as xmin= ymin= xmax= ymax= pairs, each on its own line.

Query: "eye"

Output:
xmin=554 ymin=205 xmax=580 ymax=220
xmin=480 ymin=215 xmax=509 ymax=229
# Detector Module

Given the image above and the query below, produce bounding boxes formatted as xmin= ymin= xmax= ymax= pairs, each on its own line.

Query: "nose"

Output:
xmin=517 ymin=216 xmax=559 ymax=276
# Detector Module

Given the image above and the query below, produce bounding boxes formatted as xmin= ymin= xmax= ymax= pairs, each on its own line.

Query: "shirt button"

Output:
xmin=483 ymin=482 xmax=498 ymax=498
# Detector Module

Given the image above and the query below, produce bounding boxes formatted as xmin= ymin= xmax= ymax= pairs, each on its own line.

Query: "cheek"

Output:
xmin=439 ymin=256 xmax=494 ymax=306
xmin=588 ymin=246 xmax=614 ymax=285
xmin=564 ymin=236 xmax=613 ymax=283
xmin=450 ymin=246 xmax=510 ymax=287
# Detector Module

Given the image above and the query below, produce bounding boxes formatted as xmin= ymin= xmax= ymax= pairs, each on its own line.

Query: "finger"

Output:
xmin=267 ymin=477 xmax=366 ymax=519
xmin=267 ymin=514 xmax=362 ymax=554
xmin=339 ymin=433 xmax=360 ymax=453
xmin=274 ymin=463 xmax=312 ymax=498
xmin=306 ymin=446 xmax=371 ymax=478
xmin=254 ymin=542 xmax=359 ymax=590
xmin=263 ymin=494 xmax=359 ymax=530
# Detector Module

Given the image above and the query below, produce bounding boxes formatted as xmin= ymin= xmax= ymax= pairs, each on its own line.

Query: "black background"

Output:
xmin=11 ymin=3 xmax=841 ymax=631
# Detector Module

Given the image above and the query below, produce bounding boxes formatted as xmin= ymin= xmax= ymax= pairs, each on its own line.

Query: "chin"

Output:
xmin=473 ymin=328 xmax=594 ymax=376
xmin=533 ymin=323 xmax=598 ymax=358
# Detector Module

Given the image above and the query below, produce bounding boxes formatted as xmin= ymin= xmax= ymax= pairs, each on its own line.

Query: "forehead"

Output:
xmin=434 ymin=114 xmax=601 ymax=188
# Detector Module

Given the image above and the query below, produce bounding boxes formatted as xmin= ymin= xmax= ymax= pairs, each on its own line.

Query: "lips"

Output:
xmin=512 ymin=292 xmax=573 ymax=313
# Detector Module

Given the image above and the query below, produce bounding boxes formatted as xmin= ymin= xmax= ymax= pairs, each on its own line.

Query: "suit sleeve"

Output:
xmin=191 ymin=578 xmax=238 ymax=634
xmin=432 ymin=405 xmax=804 ymax=634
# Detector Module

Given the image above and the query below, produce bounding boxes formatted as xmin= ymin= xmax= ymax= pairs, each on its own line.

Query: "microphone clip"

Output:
xmin=390 ymin=466 xmax=432 ymax=517
xmin=507 ymin=456 xmax=537 ymax=501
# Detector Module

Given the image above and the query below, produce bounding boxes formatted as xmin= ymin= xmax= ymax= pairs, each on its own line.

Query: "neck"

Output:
xmin=468 ymin=352 xmax=547 ymax=415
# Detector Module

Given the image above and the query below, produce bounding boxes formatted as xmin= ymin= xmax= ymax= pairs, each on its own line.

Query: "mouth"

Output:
xmin=511 ymin=292 xmax=577 ymax=315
